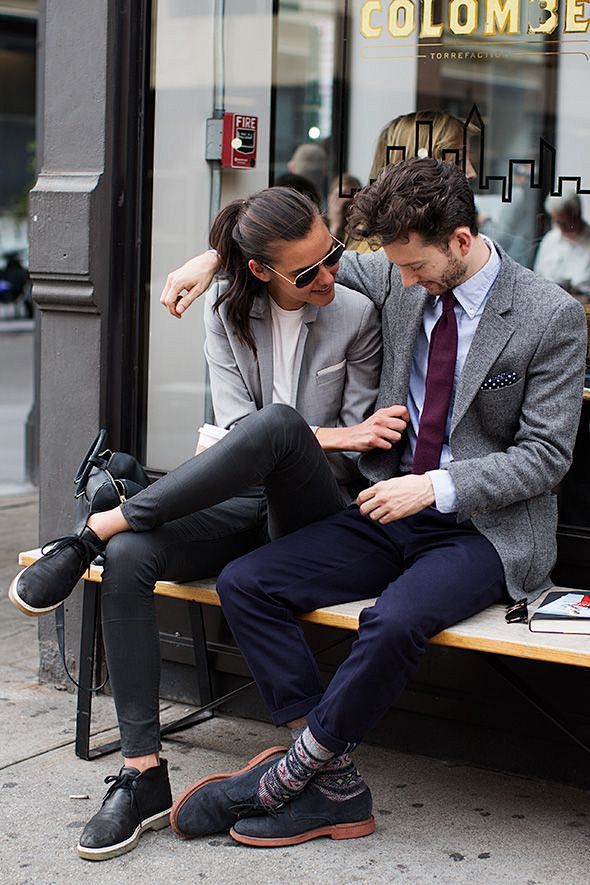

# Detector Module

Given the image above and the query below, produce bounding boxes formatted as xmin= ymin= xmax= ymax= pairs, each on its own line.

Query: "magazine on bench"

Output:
xmin=529 ymin=591 xmax=590 ymax=634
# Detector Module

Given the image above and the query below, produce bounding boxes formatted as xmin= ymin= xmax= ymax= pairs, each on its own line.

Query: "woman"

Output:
xmin=9 ymin=186 xmax=408 ymax=861
xmin=367 ymin=109 xmax=476 ymax=184
xmin=347 ymin=110 xmax=476 ymax=252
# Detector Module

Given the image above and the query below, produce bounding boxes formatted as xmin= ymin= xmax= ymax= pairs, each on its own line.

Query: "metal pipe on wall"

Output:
xmin=209 ymin=0 xmax=226 ymax=226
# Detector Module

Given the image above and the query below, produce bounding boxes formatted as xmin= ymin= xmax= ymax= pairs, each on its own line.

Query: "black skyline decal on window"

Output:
xmin=336 ymin=3 xmax=589 ymax=202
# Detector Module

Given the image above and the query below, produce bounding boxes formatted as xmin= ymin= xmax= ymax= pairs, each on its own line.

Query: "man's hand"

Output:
xmin=357 ymin=474 xmax=435 ymax=523
xmin=315 ymin=406 xmax=409 ymax=453
xmin=160 ymin=251 xmax=221 ymax=318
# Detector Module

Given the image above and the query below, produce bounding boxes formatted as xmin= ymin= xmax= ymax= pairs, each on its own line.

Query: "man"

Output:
xmin=287 ymin=142 xmax=328 ymax=204
xmin=534 ymin=192 xmax=590 ymax=296
xmin=168 ymin=158 xmax=587 ymax=847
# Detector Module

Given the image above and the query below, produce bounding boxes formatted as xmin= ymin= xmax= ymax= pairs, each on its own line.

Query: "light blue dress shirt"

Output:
xmin=399 ymin=237 xmax=502 ymax=512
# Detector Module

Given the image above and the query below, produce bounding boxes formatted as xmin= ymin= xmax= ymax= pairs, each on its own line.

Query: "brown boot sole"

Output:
xmin=229 ymin=815 xmax=376 ymax=847
xmin=170 ymin=745 xmax=288 ymax=838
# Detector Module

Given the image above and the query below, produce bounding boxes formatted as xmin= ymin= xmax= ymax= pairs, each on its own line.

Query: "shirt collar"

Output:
xmin=446 ymin=235 xmax=501 ymax=318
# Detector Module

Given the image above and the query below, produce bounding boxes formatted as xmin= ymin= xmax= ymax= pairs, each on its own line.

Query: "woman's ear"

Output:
xmin=248 ymin=258 xmax=272 ymax=283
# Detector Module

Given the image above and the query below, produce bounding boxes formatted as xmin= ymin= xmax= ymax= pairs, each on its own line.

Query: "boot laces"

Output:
xmin=41 ymin=533 xmax=100 ymax=564
xmin=102 ymin=770 xmax=139 ymax=810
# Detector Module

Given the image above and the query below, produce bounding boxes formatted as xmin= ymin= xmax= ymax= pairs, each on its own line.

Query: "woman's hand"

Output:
xmin=316 ymin=405 xmax=409 ymax=453
xmin=160 ymin=251 xmax=221 ymax=318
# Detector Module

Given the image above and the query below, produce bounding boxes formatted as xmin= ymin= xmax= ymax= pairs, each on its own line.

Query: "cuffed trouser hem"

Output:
xmin=307 ymin=710 xmax=357 ymax=756
xmin=119 ymin=725 xmax=162 ymax=759
xmin=119 ymin=499 xmax=145 ymax=533
xmin=120 ymin=741 xmax=162 ymax=758
xmin=270 ymin=693 xmax=324 ymax=728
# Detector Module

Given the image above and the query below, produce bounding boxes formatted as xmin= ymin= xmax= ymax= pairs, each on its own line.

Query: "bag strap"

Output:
xmin=55 ymin=603 xmax=109 ymax=693
xmin=73 ymin=429 xmax=108 ymax=494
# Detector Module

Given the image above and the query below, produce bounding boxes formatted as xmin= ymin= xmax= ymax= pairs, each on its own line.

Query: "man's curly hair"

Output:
xmin=347 ymin=157 xmax=478 ymax=249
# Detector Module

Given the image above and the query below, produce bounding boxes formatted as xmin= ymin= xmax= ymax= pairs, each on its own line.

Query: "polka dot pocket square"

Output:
xmin=480 ymin=371 xmax=520 ymax=391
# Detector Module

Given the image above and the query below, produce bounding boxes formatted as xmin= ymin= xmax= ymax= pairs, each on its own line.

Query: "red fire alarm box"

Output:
xmin=221 ymin=113 xmax=258 ymax=168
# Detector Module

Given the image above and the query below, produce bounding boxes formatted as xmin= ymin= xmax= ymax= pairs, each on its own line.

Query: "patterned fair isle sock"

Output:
xmin=257 ymin=727 xmax=334 ymax=809
xmin=313 ymin=754 xmax=367 ymax=802
xmin=289 ymin=724 xmax=305 ymax=742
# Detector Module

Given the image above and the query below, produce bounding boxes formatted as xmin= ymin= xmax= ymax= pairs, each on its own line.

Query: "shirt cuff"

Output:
xmin=426 ymin=469 xmax=458 ymax=513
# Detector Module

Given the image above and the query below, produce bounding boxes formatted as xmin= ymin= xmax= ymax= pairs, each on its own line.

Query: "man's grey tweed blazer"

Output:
xmin=338 ymin=244 xmax=587 ymax=602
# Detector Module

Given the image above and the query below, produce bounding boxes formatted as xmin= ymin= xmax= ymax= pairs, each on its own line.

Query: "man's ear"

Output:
xmin=452 ymin=226 xmax=473 ymax=255
xmin=248 ymin=258 xmax=272 ymax=283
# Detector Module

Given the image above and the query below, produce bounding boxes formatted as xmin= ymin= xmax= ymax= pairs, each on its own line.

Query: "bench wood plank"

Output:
xmin=18 ymin=549 xmax=590 ymax=668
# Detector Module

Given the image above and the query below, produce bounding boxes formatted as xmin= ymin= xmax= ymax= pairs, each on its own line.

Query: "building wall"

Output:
xmin=30 ymin=0 xmax=119 ymax=680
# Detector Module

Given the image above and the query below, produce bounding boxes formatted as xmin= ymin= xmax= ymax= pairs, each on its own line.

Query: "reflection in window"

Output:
xmin=271 ymin=0 xmax=590 ymax=535
xmin=273 ymin=2 xmax=590 ymax=265
xmin=272 ymin=0 xmax=346 ymax=207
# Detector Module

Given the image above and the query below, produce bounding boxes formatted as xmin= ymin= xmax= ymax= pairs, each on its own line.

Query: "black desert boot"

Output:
xmin=77 ymin=759 xmax=172 ymax=861
xmin=230 ymin=781 xmax=375 ymax=847
xmin=8 ymin=525 xmax=106 ymax=616
xmin=171 ymin=746 xmax=287 ymax=838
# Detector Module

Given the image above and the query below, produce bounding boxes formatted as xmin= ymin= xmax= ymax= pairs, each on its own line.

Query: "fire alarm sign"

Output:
xmin=221 ymin=114 xmax=258 ymax=168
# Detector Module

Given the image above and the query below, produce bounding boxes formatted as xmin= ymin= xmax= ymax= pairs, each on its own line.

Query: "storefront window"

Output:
xmin=146 ymin=0 xmax=274 ymax=469
xmin=147 ymin=1 xmax=590 ymax=535
xmin=272 ymin=0 xmax=346 ymax=204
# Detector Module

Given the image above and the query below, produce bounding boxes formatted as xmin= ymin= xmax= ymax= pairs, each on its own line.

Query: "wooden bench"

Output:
xmin=18 ymin=548 xmax=590 ymax=761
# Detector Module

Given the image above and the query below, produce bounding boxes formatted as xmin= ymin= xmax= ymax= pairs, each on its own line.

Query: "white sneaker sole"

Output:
xmin=8 ymin=569 xmax=61 ymax=617
xmin=77 ymin=807 xmax=172 ymax=861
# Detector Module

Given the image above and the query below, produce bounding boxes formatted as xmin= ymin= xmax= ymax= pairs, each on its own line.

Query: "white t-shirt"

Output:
xmin=269 ymin=298 xmax=305 ymax=406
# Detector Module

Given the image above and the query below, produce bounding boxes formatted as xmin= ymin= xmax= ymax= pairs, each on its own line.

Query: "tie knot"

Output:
xmin=441 ymin=290 xmax=456 ymax=312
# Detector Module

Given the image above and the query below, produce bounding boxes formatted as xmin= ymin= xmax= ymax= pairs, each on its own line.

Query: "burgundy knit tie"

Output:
xmin=412 ymin=291 xmax=458 ymax=475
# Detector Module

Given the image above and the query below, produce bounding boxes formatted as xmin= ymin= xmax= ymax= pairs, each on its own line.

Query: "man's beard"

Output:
xmin=441 ymin=254 xmax=469 ymax=290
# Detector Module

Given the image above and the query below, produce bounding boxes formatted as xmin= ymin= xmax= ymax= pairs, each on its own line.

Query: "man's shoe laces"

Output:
xmin=230 ymin=799 xmax=281 ymax=818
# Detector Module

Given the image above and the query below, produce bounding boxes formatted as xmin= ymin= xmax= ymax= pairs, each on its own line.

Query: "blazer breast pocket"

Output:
xmin=475 ymin=373 xmax=524 ymax=430
xmin=316 ymin=359 xmax=347 ymax=386
xmin=480 ymin=370 xmax=520 ymax=391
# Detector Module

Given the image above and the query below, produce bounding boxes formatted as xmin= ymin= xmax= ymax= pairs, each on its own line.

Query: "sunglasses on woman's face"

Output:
xmin=262 ymin=237 xmax=345 ymax=289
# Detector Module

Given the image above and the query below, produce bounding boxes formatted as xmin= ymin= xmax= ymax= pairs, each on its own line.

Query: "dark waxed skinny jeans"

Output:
xmin=99 ymin=404 xmax=348 ymax=756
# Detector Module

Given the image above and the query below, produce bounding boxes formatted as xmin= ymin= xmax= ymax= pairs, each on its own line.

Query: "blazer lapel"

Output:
xmin=250 ymin=293 xmax=274 ymax=406
xmin=451 ymin=263 xmax=515 ymax=432
xmin=394 ymin=287 xmax=429 ymax=400
xmin=292 ymin=303 xmax=318 ymax=406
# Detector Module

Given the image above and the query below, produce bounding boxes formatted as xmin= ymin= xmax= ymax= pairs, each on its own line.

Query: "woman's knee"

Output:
xmin=101 ymin=531 xmax=162 ymax=591
xmin=256 ymin=403 xmax=309 ymax=438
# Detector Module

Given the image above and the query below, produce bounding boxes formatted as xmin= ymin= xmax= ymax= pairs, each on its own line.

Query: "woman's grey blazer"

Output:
xmin=204 ymin=282 xmax=382 ymax=495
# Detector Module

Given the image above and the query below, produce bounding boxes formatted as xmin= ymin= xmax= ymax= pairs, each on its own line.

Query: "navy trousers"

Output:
xmin=217 ymin=505 xmax=506 ymax=755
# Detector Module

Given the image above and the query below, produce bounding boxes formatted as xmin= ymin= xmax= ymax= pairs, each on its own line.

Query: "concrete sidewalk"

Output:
xmin=0 ymin=323 xmax=35 ymax=496
xmin=1 ymin=493 xmax=589 ymax=884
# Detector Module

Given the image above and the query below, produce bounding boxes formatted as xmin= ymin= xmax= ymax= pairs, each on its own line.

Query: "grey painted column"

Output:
xmin=29 ymin=0 xmax=118 ymax=683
